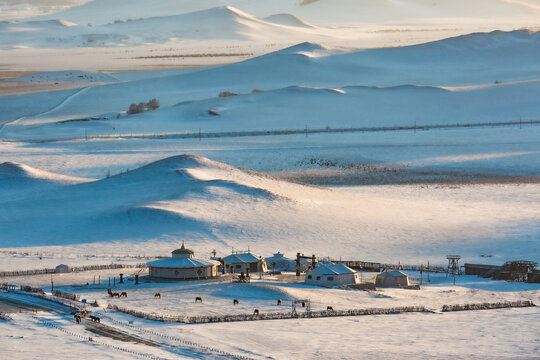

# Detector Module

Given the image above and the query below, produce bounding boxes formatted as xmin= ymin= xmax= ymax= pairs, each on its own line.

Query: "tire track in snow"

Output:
xmin=0 ymin=86 xmax=91 ymax=135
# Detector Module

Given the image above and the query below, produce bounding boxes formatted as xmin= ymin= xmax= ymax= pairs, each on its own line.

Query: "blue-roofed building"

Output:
xmin=222 ymin=251 xmax=267 ymax=274
xmin=305 ymin=262 xmax=359 ymax=287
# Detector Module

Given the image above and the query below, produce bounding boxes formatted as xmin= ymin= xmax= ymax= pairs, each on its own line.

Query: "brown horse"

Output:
xmin=154 ymin=293 xmax=161 ymax=299
xmin=120 ymin=292 xmax=127 ymax=298
xmin=195 ymin=296 xmax=203 ymax=303
xmin=233 ymin=299 xmax=239 ymax=305
xmin=277 ymin=299 xmax=282 ymax=305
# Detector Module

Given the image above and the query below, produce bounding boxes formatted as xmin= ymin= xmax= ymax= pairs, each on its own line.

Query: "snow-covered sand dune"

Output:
xmin=1 ymin=155 xmax=539 ymax=264
xmin=0 ymin=6 xmax=331 ymax=49
xmin=2 ymin=30 xmax=540 ymax=138
xmin=26 ymin=0 xmax=540 ymax=27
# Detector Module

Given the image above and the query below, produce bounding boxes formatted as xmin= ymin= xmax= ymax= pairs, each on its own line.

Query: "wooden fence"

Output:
xmin=0 ymin=263 xmax=147 ymax=278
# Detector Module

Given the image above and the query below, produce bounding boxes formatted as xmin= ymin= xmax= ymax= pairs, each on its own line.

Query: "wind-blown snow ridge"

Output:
xmin=0 ymin=162 xmax=91 ymax=184
xmin=263 ymin=13 xmax=316 ymax=28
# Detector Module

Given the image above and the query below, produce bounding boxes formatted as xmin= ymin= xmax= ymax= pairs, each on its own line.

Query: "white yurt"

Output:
xmin=147 ymin=242 xmax=219 ymax=280
xmin=305 ymin=262 xmax=359 ymax=287
xmin=375 ymin=270 xmax=410 ymax=288
xmin=265 ymin=252 xmax=310 ymax=272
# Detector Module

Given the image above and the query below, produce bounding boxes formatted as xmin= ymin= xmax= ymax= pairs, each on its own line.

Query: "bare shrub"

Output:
xmin=147 ymin=98 xmax=160 ymax=110
xmin=219 ymin=91 xmax=237 ymax=98
xmin=127 ymin=103 xmax=142 ymax=114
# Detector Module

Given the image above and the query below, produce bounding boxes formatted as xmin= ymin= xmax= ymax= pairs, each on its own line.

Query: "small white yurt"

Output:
xmin=265 ymin=252 xmax=310 ymax=272
xmin=375 ymin=270 xmax=410 ymax=288
xmin=147 ymin=242 xmax=219 ymax=280
xmin=305 ymin=262 xmax=359 ymax=287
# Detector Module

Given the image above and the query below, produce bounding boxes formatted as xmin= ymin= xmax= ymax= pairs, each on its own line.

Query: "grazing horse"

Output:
xmin=112 ymin=292 xmax=120 ymax=298
xmin=154 ymin=293 xmax=161 ymax=299
xmin=195 ymin=297 xmax=203 ymax=303
xmin=253 ymin=309 xmax=259 ymax=316
xmin=233 ymin=299 xmax=239 ymax=305
xmin=327 ymin=306 xmax=334 ymax=312
xmin=277 ymin=299 xmax=282 ymax=305
xmin=120 ymin=292 xmax=127 ymax=298
xmin=74 ymin=315 xmax=81 ymax=324
xmin=89 ymin=315 xmax=101 ymax=323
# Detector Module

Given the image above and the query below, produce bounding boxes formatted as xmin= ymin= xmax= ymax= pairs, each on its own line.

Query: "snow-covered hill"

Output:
xmin=26 ymin=0 xmax=540 ymax=27
xmin=2 ymin=30 xmax=540 ymax=136
xmin=1 ymin=155 xmax=539 ymax=264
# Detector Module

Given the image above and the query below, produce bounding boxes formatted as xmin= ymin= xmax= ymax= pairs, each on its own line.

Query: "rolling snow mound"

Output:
xmin=263 ymin=13 xmax=315 ymax=28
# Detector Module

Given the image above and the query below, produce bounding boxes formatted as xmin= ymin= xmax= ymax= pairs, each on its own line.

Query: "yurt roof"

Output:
xmin=147 ymin=257 xmax=218 ymax=269
xmin=223 ymin=252 xmax=260 ymax=264
xmin=171 ymin=242 xmax=194 ymax=256
xmin=378 ymin=270 xmax=408 ymax=277
xmin=308 ymin=262 xmax=356 ymax=276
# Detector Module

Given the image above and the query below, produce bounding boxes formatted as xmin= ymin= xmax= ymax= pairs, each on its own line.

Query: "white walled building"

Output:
xmin=305 ymin=262 xmax=359 ymax=287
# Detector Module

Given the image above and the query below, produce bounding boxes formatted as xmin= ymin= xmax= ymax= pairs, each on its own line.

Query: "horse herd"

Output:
xmin=108 ymin=289 xmax=285 ymax=306
xmin=74 ymin=310 xmax=100 ymax=324
xmin=74 ymin=289 xmax=290 ymax=323
xmin=107 ymin=289 xmax=127 ymax=298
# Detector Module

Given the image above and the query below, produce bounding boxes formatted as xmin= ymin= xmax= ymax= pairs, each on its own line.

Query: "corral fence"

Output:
xmin=96 ymin=311 xmax=258 ymax=360
xmin=108 ymin=299 xmax=536 ymax=324
xmin=0 ymin=285 xmax=83 ymax=312
xmin=441 ymin=300 xmax=535 ymax=312
xmin=0 ymin=263 xmax=147 ymax=278
xmin=108 ymin=304 xmax=432 ymax=324
xmin=31 ymin=315 xmax=165 ymax=360
xmin=336 ymin=260 xmax=447 ymax=273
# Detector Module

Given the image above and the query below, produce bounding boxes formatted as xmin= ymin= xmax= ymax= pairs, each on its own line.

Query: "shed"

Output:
xmin=305 ymin=262 xmax=359 ymax=287
xmin=222 ymin=251 xmax=267 ymax=274
xmin=375 ymin=270 xmax=410 ymax=288
xmin=55 ymin=264 xmax=71 ymax=273
xmin=147 ymin=242 xmax=219 ymax=280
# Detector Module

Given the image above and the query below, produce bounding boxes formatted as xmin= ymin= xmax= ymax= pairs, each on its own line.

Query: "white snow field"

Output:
xmin=1 ymin=1 xmax=540 ymax=359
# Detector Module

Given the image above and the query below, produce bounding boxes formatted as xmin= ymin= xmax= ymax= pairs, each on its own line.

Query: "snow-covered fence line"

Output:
xmin=6 ymin=288 xmax=83 ymax=312
xmin=97 ymin=312 xmax=258 ymax=360
xmin=31 ymin=315 xmax=164 ymax=360
xmin=441 ymin=300 xmax=535 ymax=312
xmin=26 ymin=119 xmax=540 ymax=144
xmin=337 ymin=260 xmax=447 ymax=273
xmin=108 ymin=304 xmax=433 ymax=324
xmin=53 ymin=290 xmax=80 ymax=302
xmin=0 ymin=263 xmax=147 ymax=278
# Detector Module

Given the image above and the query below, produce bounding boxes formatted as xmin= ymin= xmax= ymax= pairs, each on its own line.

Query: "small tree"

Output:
xmin=127 ymin=103 xmax=142 ymax=114
xmin=147 ymin=98 xmax=160 ymax=110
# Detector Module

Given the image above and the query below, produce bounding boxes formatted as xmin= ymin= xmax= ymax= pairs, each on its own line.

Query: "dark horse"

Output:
xmin=154 ymin=293 xmax=161 ymax=299
xmin=195 ymin=296 xmax=203 ymax=303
